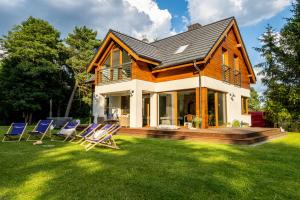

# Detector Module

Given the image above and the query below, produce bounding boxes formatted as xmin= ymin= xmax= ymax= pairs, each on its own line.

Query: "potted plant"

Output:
xmin=193 ymin=117 xmax=202 ymax=129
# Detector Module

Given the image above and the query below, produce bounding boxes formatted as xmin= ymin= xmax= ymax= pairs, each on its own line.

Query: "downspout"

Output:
xmin=193 ymin=61 xmax=202 ymax=128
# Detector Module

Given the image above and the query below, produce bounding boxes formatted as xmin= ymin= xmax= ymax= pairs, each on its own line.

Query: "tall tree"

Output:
xmin=64 ymin=26 xmax=100 ymax=117
xmin=0 ymin=17 xmax=63 ymax=123
xmin=248 ymin=87 xmax=261 ymax=111
xmin=254 ymin=25 xmax=289 ymax=125
xmin=278 ymin=0 xmax=300 ymax=118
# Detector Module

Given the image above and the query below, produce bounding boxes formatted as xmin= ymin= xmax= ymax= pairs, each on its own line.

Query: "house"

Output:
xmin=87 ymin=17 xmax=256 ymax=128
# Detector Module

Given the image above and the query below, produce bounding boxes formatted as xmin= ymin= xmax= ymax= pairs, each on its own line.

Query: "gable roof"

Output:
xmin=150 ymin=17 xmax=233 ymax=69
xmin=87 ymin=17 xmax=256 ymax=83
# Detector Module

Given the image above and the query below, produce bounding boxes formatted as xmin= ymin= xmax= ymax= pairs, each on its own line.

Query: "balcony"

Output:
xmin=233 ymin=69 xmax=241 ymax=87
xmin=222 ymin=65 xmax=241 ymax=87
xmin=222 ymin=65 xmax=231 ymax=83
xmin=96 ymin=62 xmax=131 ymax=85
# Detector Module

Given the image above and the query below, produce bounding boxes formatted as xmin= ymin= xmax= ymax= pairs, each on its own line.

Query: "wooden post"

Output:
xmin=196 ymin=87 xmax=208 ymax=128
xmin=201 ymin=88 xmax=208 ymax=128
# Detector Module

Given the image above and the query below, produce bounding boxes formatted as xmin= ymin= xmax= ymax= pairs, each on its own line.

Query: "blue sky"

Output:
xmin=0 ymin=0 xmax=293 ymax=93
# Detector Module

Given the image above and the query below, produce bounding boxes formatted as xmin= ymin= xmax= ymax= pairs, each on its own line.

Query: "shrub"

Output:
xmin=232 ymin=120 xmax=240 ymax=128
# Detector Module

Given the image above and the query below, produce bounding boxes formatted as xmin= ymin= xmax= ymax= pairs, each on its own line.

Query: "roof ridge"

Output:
xmin=150 ymin=16 xmax=234 ymax=44
xmin=109 ymin=29 xmax=158 ymax=48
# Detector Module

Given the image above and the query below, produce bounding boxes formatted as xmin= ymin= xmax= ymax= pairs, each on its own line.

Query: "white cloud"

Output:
xmin=0 ymin=0 xmax=174 ymax=41
xmin=187 ymin=0 xmax=290 ymax=26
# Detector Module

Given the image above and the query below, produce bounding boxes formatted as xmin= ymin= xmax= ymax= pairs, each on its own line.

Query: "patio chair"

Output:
xmin=2 ymin=123 xmax=27 ymax=142
xmin=51 ymin=121 xmax=80 ymax=142
xmin=69 ymin=123 xmax=101 ymax=143
xmin=79 ymin=123 xmax=115 ymax=146
xmin=26 ymin=119 xmax=53 ymax=141
xmin=84 ymin=124 xmax=121 ymax=151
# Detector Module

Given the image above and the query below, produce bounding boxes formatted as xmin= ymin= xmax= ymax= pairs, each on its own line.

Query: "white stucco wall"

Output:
xmin=93 ymin=76 xmax=251 ymax=127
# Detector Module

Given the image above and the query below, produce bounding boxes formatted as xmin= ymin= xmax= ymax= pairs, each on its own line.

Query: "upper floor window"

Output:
xmin=234 ymin=55 xmax=239 ymax=71
xmin=222 ymin=49 xmax=228 ymax=66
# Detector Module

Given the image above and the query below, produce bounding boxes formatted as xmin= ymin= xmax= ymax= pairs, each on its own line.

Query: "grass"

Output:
xmin=0 ymin=126 xmax=300 ymax=200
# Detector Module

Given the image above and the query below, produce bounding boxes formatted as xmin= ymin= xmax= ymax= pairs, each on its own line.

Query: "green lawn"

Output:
xmin=0 ymin=126 xmax=300 ymax=200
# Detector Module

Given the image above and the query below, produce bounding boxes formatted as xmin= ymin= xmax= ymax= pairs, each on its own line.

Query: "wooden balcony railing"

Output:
xmin=222 ymin=65 xmax=242 ymax=86
xmin=222 ymin=65 xmax=231 ymax=83
xmin=95 ymin=62 xmax=131 ymax=85
xmin=233 ymin=69 xmax=241 ymax=87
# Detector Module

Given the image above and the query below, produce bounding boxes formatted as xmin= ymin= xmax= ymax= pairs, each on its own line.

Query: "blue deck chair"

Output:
xmin=26 ymin=119 xmax=53 ymax=141
xmin=69 ymin=123 xmax=101 ymax=143
xmin=79 ymin=123 xmax=115 ymax=146
xmin=51 ymin=121 xmax=80 ymax=142
xmin=84 ymin=125 xmax=121 ymax=151
xmin=2 ymin=123 xmax=27 ymax=142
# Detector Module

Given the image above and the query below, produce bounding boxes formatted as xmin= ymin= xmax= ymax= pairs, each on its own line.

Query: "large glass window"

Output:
xmin=177 ymin=90 xmax=196 ymax=126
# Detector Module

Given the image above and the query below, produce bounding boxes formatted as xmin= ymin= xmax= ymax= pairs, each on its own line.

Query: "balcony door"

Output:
xmin=208 ymin=90 xmax=227 ymax=127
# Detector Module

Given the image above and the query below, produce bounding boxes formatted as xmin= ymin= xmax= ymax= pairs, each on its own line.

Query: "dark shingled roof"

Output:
xmin=110 ymin=30 xmax=161 ymax=62
xmin=109 ymin=17 xmax=234 ymax=69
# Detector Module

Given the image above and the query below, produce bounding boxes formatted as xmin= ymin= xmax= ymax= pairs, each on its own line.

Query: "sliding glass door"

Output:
xmin=208 ymin=90 xmax=227 ymax=127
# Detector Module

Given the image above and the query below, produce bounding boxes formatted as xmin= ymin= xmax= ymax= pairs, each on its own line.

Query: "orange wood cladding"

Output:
xmin=203 ymin=28 xmax=251 ymax=89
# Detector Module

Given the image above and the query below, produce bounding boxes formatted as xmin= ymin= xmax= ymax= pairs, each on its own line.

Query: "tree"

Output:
xmin=64 ymin=26 xmax=100 ymax=117
xmin=248 ymin=87 xmax=261 ymax=111
xmin=0 ymin=17 xmax=64 ymax=123
xmin=254 ymin=25 xmax=290 ymax=126
xmin=278 ymin=0 xmax=300 ymax=118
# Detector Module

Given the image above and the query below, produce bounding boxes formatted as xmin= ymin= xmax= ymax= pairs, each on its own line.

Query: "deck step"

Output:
xmin=119 ymin=127 xmax=285 ymax=145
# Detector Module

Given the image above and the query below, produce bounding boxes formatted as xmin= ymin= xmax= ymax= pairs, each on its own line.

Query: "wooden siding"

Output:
xmin=203 ymin=28 xmax=251 ymax=89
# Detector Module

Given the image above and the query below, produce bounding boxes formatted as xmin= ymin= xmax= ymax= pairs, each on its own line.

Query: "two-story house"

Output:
xmin=87 ymin=17 xmax=256 ymax=128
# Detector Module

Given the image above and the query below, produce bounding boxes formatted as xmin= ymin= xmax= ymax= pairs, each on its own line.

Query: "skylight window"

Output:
xmin=174 ymin=45 xmax=188 ymax=54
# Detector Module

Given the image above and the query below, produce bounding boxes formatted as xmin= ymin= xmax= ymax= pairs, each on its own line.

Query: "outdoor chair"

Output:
xmin=79 ymin=123 xmax=115 ymax=146
xmin=84 ymin=124 xmax=121 ymax=151
xmin=51 ymin=121 xmax=80 ymax=142
xmin=69 ymin=123 xmax=101 ymax=143
xmin=26 ymin=119 xmax=53 ymax=141
xmin=2 ymin=123 xmax=27 ymax=142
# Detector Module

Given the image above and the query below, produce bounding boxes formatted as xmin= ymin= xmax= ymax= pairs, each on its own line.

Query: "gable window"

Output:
xmin=234 ymin=55 xmax=239 ymax=71
xmin=222 ymin=49 xmax=230 ymax=82
xmin=241 ymin=96 xmax=248 ymax=114
xmin=96 ymin=45 xmax=132 ymax=85
xmin=222 ymin=49 xmax=228 ymax=66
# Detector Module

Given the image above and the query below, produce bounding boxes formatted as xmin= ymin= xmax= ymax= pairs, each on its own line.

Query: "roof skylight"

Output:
xmin=174 ymin=45 xmax=188 ymax=54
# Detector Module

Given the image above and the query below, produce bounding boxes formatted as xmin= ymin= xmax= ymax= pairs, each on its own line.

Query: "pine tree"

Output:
xmin=254 ymin=25 xmax=290 ymax=126
xmin=278 ymin=0 xmax=300 ymax=119
xmin=64 ymin=26 xmax=100 ymax=117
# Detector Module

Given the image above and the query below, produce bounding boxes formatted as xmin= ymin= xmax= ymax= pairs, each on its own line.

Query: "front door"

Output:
xmin=142 ymin=94 xmax=150 ymax=127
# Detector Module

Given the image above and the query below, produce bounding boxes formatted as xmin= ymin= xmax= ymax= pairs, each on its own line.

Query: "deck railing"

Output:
xmin=96 ymin=62 xmax=131 ymax=85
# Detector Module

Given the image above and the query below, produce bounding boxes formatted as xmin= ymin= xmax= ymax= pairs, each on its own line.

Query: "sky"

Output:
xmin=0 ymin=0 xmax=294 ymax=94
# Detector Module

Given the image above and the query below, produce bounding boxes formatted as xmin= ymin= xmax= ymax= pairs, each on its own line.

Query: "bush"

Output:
xmin=193 ymin=117 xmax=202 ymax=128
xmin=232 ymin=120 xmax=240 ymax=128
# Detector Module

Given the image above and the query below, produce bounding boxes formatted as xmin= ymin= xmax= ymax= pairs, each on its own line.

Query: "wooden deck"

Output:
xmin=119 ymin=127 xmax=286 ymax=145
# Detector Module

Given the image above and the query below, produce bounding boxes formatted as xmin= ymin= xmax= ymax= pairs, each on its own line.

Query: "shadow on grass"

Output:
xmin=0 ymin=133 xmax=299 ymax=199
